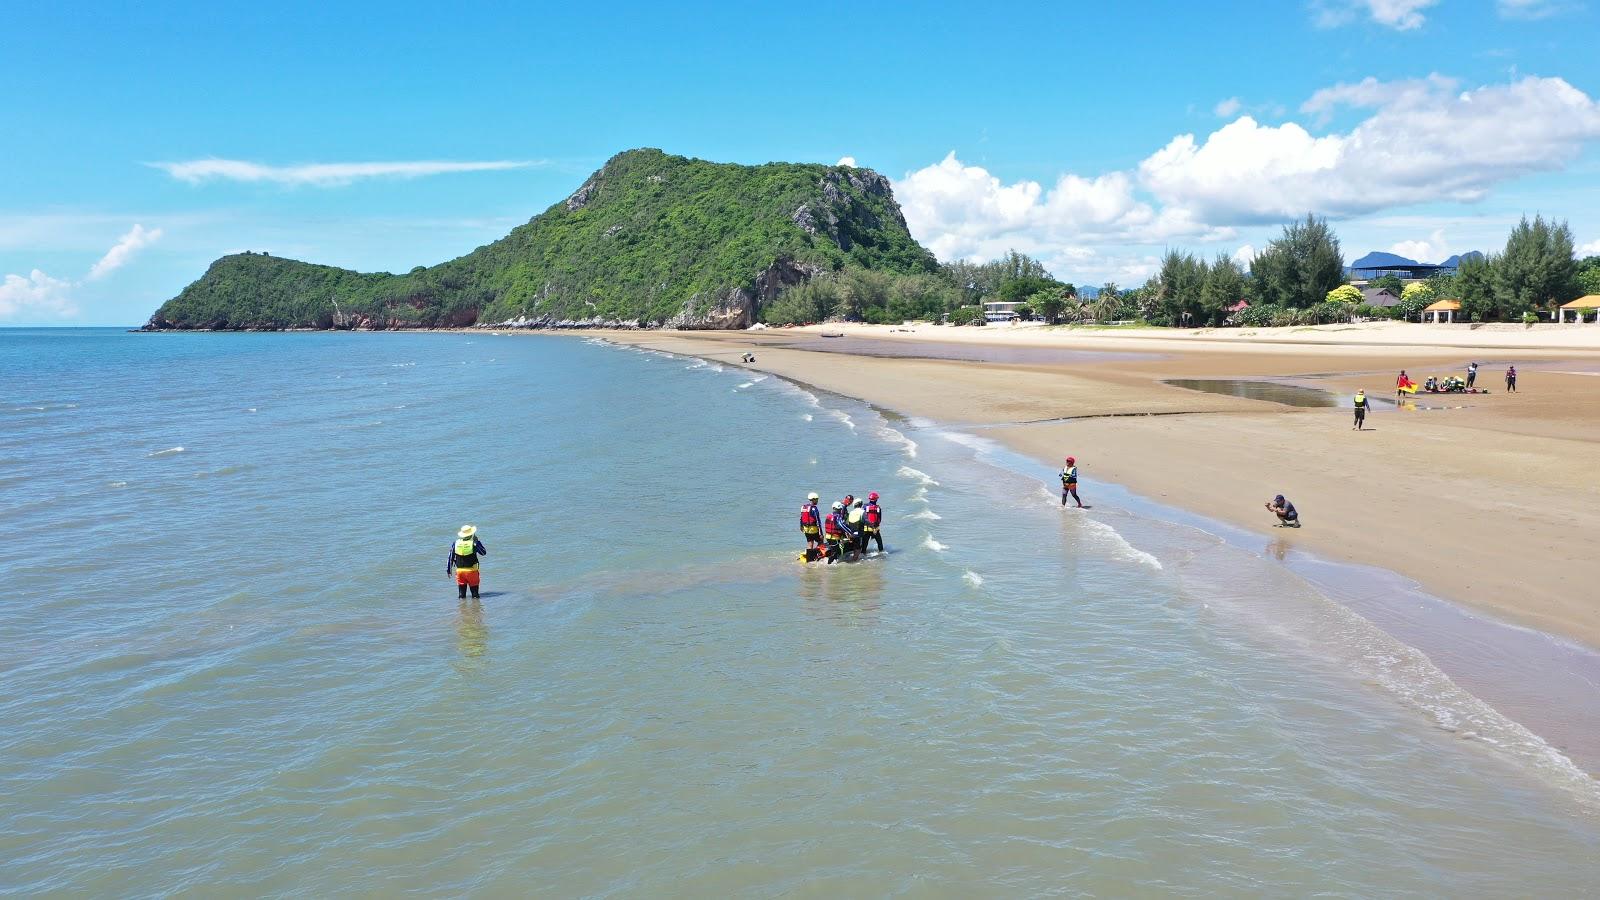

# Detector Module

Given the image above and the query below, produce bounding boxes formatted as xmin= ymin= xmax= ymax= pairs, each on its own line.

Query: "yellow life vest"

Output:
xmin=848 ymin=507 xmax=864 ymax=525
xmin=455 ymin=539 xmax=476 ymax=556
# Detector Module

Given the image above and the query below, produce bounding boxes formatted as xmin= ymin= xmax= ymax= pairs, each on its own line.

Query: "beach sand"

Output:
xmin=599 ymin=321 xmax=1600 ymax=651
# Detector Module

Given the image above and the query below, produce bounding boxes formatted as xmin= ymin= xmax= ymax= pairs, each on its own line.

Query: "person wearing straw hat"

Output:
xmin=447 ymin=525 xmax=487 ymax=599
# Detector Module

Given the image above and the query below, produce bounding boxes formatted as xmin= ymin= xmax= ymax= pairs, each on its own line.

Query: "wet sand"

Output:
xmin=598 ymin=323 xmax=1600 ymax=653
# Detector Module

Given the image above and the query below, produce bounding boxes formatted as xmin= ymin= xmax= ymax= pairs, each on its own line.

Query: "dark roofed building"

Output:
xmin=1361 ymin=287 xmax=1401 ymax=307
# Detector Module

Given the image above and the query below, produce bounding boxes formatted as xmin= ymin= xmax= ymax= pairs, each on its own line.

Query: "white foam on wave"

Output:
xmin=826 ymin=409 xmax=856 ymax=431
xmin=896 ymin=465 xmax=940 ymax=487
xmin=802 ymin=414 xmax=813 ymax=422
xmin=108 ymin=480 xmax=128 ymax=488
xmin=922 ymin=534 xmax=948 ymax=552
xmin=1081 ymin=517 xmax=1163 ymax=570
xmin=147 ymin=446 xmax=185 ymax=457
xmin=245 ymin=407 xmax=257 ymax=413
xmin=905 ymin=509 xmax=942 ymax=521
xmin=389 ymin=362 xmax=416 ymax=368
xmin=876 ymin=424 xmax=918 ymax=459
xmin=962 ymin=570 xmax=984 ymax=587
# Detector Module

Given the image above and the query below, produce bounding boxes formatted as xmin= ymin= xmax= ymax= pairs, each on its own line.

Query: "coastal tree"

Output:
xmin=1032 ymin=287 xmax=1069 ymax=324
xmin=1200 ymin=255 xmax=1246 ymax=326
xmin=1325 ymin=284 xmax=1364 ymax=305
xmin=1396 ymin=282 xmax=1433 ymax=321
xmin=1371 ymin=273 xmax=1405 ymax=297
xmin=1250 ymin=214 xmax=1345 ymax=309
xmin=1455 ymin=252 xmax=1499 ymax=322
xmin=1153 ymin=250 xmax=1208 ymax=326
xmin=1494 ymin=215 xmax=1579 ymax=319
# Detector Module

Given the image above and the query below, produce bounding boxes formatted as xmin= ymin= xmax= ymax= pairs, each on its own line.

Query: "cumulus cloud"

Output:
xmin=1233 ymin=244 xmax=1257 ymax=266
xmin=1139 ymin=75 xmax=1600 ymax=223
xmin=87 ymin=224 xmax=163 ymax=280
xmin=1579 ymin=238 xmax=1600 ymax=255
xmin=0 ymin=270 xmax=77 ymax=320
xmin=892 ymin=74 xmax=1600 ymax=285
xmin=894 ymin=152 xmax=1228 ymax=264
xmin=836 ymin=156 xmax=858 ymax=167
xmin=1314 ymin=0 xmax=1438 ymax=30
xmin=1497 ymin=0 xmax=1579 ymax=18
xmin=150 ymin=158 xmax=538 ymax=187
xmin=1214 ymin=97 xmax=1242 ymax=117
xmin=1390 ymin=228 xmax=1451 ymax=263
xmin=1 ymin=224 xmax=162 ymax=322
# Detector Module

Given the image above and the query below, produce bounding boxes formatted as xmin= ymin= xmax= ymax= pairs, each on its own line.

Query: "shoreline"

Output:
xmin=584 ymin=325 xmax=1600 ymax=775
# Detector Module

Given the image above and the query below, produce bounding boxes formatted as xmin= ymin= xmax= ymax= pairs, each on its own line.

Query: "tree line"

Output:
xmin=762 ymin=213 xmax=1600 ymax=326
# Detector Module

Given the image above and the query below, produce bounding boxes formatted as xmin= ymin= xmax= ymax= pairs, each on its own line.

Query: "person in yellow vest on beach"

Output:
xmin=447 ymin=525 xmax=487 ymax=599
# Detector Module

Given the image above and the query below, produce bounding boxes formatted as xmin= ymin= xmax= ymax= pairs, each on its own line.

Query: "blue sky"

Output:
xmin=4 ymin=0 xmax=1599 ymax=324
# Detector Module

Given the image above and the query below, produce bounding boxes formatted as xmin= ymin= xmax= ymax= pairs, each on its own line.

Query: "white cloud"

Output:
xmin=1390 ymin=228 xmax=1450 ymax=263
xmin=87 ymin=224 xmax=163 ymax=280
xmin=1232 ymin=244 xmax=1257 ymax=266
xmin=1579 ymin=238 xmax=1600 ymax=255
xmin=1139 ymin=75 xmax=1600 ymax=223
xmin=150 ymin=158 xmax=538 ymax=187
xmin=836 ymin=156 xmax=858 ymax=167
xmin=0 ymin=269 xmax=77 ymax=320
xmin=1314 ymin=0 xmax=1438 ymax=30
xmin=894 ymin=152 xmax=1229 ymax=265
xmin=1497 ymin=0 xmax=1579 ymax=18
xmin=1 ymin=224 xmax=163 ymax=322
xmin=891 ymin=74 xmax=1600 ymax=286
xmin=1214 ymin=97 xmax=1242 ymax=118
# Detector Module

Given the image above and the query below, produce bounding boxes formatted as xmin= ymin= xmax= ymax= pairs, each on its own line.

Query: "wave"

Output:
xmin=905 ymin=509 xmax=942 ymax=521
xmin=245 ymin=407 xmax=257 ymax=413
xmin=875 ymin=424 xmax=918 ymax=459
xmin=802 ymin=414 xmax=813 ymax=422
xmin=922 ymin=534 xmax=948 ymax=552
xmin=896 ymin=466 xmax=940 ymax=487
xmin=962 ymin=570 xmax=984 ymax=587
xmin=1081 ymin=517 xmax=1163 ymax=570
xmin=825 ymin=409 xmax=855 ymax=431
xmin=147 ymin=446 xmax=185 ymax=457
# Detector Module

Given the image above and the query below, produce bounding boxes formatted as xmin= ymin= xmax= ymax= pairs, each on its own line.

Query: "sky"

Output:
xmin=4 ymin=0 xmax=1600 ymax=324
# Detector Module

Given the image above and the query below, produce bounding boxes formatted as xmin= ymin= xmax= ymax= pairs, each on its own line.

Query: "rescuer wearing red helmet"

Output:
xmin=861 ymin=491 xmax=885 ymax=554
xmin=1060 ymin=456 xmax=1083 ymax=508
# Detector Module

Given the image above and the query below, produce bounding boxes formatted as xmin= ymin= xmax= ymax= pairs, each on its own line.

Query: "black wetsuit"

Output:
xmin=1353 ymin=394 xmax=1368 ymax=428
xmin=447 ymin=537 xmax=487 ymax=598
xmin=862 ymin=502 xmax=884 ymax=553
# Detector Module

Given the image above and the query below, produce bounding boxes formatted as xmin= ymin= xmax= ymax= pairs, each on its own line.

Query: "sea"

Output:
xmin=3 ymin=327 xmax=1598 ymax=894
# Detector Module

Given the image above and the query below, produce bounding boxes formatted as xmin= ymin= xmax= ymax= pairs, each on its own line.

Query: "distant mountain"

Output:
xmin=1350 ymin=251 xmax=1418 ymax=269
xmin=1439 ymin=251 xmax=1484 ymax=268
xmin=146 ymin=149 xmax=936 ymax=330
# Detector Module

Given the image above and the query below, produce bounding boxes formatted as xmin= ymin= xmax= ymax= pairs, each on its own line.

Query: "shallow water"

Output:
xmin=2 ymin=329 xmax=1597 ymax=894
xmin=1164 ymin=378 xmax=1339 ymax=408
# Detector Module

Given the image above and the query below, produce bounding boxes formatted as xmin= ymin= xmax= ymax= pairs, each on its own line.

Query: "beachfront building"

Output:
xmin=982 ymin=300 xmax=1026 ymax=322
xmin=1360 ymin=287 xmax=1401 ymax=309
xmin=1559 ymin=296 xmax=1600 ymax=323
xmin=1423 ymin=298 xmax=1462 ymax=323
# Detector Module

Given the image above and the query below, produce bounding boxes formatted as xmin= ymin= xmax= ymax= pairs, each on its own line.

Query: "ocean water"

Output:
xmin=2 ymin=328 xmax=1598 ymax=894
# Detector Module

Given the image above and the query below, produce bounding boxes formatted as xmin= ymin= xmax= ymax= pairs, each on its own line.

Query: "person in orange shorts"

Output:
xmin=447 ymin=524 xmax=487 ymax=599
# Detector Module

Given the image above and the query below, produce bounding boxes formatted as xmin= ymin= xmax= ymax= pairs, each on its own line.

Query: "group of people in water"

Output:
xmin=799 ymin=491 xmax=885 ymax=563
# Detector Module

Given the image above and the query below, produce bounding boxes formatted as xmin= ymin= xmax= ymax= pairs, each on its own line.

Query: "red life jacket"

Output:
xmin=800 ymin=505 xmax=818 ymax=526
xmin=824 ymin=513 xmax=844 ymax=537
xmin=864 ymin=503 xmax=882 ymax=527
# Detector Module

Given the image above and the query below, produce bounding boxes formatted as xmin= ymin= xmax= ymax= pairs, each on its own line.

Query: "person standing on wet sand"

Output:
xmin=1353 ymin=389 xmax=1369 ymax=430
xmin=1061 ymin=456 xmax=1083 ymax=508
xmin=447 ymin=525 xmax=487 ymax=599
xmin=1466 ymin=361 xmax=1479 ymax=389
xmin=1506 ymin=366 xmax=1518 ymax=393
xmin=1396 ymin=370 xmax=1413 ymax=399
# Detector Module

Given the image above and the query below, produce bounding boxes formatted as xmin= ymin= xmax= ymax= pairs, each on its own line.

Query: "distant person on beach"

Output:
xmin=1466 ymin=362 xmax=1479 ymax=389
xmin=1265 ymin=495 xmax=1300 ymax=528
xmin=800 ymin=492 xmax=822 ymax=553
xmin=1506 ymin=366 xmax=1518 ymax=393
xmin=1396 ymin=370 xmax=1413 ymax=399
xmin=823 ymin=501 xmax=856 ymax=563
xmin=1061 ymin=456 xmax=1083 ymax=508
xmin=1353 ymin=389 xmax=1369 ymax=430
xmin=447 ymin=525 xmax=487 ymax=599
xmin=862 ymin=492 xmax=884 ymax=554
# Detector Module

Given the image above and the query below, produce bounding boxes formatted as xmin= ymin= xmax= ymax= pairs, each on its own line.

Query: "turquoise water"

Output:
xmin=2 ymin=328 xmax=1598 ymax=894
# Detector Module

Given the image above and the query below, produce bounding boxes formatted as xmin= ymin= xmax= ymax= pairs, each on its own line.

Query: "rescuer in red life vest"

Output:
xmin=823 ymin=501 xmax=856 ymax=564
xmin=800 ymin=491 xmax=822 ymax=552
xmin=861 ymin=491 xmax=884 ymax=554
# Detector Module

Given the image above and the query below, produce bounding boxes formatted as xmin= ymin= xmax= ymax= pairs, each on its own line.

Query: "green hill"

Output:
xmin=146 ymin=149 xmax=937 ymax=330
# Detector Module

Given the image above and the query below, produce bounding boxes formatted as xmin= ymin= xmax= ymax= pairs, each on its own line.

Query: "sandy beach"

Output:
xmin=599 ymin=321 xmax=1600 ymax=651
